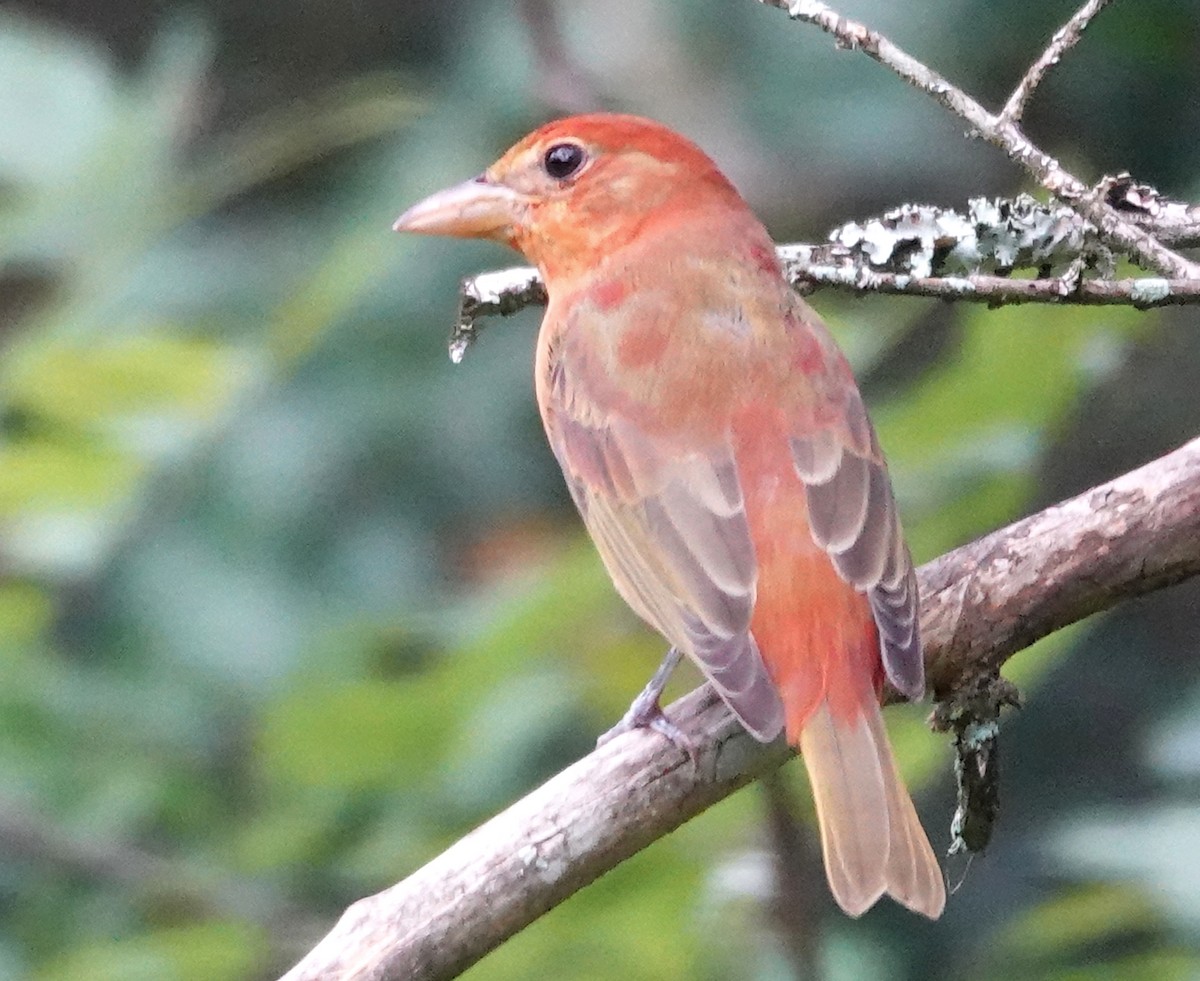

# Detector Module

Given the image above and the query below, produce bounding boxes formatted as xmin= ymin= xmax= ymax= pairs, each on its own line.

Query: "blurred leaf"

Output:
xmin=0 ymin=15 xmax=122 ymax=190
xmin=34 ymin=920 xmax=266 ymax=981
xmin=6 ymin=335 xmax=247 ymax=432
xmin=1041 ymin=951 xmax=1195 ymax=981
xmin=990 ymin=884 xmax=1163 ymax=965
xmin=183 ymin=75 xmax=421 ymax=218
xmin=0 ymin=439 xmax=137 ymax=513
xmin=257 ymin=679 xmax=449 ymax=793
xmin=0 ymin=580 xmax=53 ymax=651
xmin=1052 ymin=805 xmax=1200 ymax=932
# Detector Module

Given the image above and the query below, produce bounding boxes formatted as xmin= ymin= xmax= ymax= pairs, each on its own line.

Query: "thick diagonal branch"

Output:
xmin=280 ymin=437 xmax=1200 ymax=981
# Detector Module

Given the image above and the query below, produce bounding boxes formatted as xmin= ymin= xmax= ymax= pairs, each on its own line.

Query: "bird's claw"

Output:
xmin=597 ymin=698 xmax=700 ymax=769
xmin=596 ymin=647 xmax=699 ymax=768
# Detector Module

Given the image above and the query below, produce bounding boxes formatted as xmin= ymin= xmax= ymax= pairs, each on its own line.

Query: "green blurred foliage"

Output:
xmin=0 ymin=1 xmax=1198 ymax=979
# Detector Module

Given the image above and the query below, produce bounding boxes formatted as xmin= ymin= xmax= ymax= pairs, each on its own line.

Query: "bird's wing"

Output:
xmin=784 ymin=328 xmax=923 ymax=701
xmin=542 ymin=348 xmax=785 ymax=742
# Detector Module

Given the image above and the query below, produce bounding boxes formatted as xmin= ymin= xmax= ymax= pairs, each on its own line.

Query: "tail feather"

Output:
xmin=798 ymin=699 xmax=946 ymax=919
xmin=871 ymin=706 xmax=947 ymax=918
xmin=796 ymin=701 xmax=888 ymax=915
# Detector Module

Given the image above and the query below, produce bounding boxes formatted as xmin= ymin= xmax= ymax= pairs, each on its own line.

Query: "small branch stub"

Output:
xmin=450 ymin=267 xmax=546 ymax=362
xmin=933 ymin=675 xmax=1022 ymax=855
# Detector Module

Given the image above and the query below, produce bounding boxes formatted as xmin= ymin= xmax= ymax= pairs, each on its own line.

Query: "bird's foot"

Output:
xmin=596 ymin=648 xmax=699 ymax=767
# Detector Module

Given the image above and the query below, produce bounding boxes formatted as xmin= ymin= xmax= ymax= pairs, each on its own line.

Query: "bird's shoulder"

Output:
xmin=537 ymin=232 xmax=864 ymax=450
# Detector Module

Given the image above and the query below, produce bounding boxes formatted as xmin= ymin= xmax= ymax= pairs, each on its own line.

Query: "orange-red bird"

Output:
xmin=395 ymin=114 xmax=945 ymax=919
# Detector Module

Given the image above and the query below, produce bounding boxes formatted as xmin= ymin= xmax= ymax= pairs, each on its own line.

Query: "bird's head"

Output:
xmin=394 ymin=114 xmax=747 ymax=282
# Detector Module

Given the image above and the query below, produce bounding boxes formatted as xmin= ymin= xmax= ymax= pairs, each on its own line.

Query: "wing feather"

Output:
xmin=791 ymin=408 xmax=924 ymax=701
xmin=805 ymin=451 xmax=871 ymax=553
xmin=545 ymin=362 xmax=785 ymax=741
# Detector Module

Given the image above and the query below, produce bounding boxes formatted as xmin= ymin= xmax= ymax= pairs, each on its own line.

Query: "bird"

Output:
xmin=393 ymin=113 xmax=945 ymax=919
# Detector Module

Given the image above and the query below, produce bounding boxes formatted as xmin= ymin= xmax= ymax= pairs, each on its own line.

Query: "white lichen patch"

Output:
xmin=468 ymin=266 xmax=540 ymax=304
xmin=828 ymin=195 xmax=1104 ymax=278
xmin=941 ymin=277 xmax=976 ymax=293
xmin=1130 ymin=278 xmax=1172 ymax=304
xmin=517 ymin=843 xmax=568 ymax=884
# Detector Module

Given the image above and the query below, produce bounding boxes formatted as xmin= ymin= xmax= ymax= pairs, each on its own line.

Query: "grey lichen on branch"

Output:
xmin=932 ymin=674 xmax=1022 ymax=856
xmin=824 ymin=196 xmax=1108 ymax=278
xmin=1099 ymin=173 xmax=1200 ymax=248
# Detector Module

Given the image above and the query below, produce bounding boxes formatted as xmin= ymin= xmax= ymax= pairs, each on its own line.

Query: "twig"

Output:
xmin=760 ymin=0 xmax=1200 ymax=279
xmin=280 ymin=437 xmax=1200 ymax=981
xmin=449 ymin=266 xmax=546 ymax=364
xmin=999 ymin=0 xmax=1115 ymax=125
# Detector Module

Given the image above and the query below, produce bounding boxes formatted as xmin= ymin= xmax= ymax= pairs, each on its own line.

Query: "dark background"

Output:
xmin=1 ymin=0 xmax=1198 ymax=977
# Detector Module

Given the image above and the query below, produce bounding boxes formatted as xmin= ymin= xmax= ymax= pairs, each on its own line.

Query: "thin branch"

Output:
xmin=443 ymin=188 xmax=1200 ymax=358
xmin=451 ymin=260 xmax=1198 ymax=351
xmin=998 ymin=0 xmax=1115 ymax=125
xmin=760 ymin=0 xmax=1200 ymax=279
xmin=783 ymin=265 xmax=1200 ymax=309
xmin=280 ymin=437 xmax=1200 ymax=981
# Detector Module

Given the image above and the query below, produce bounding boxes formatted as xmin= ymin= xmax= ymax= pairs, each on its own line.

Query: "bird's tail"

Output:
xmin=797 ymin=698 xmax=946 ymax=919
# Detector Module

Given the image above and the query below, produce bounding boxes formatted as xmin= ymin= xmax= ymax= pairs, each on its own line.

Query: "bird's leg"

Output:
xmin=597 ymin=647 xmax=698 ymax=765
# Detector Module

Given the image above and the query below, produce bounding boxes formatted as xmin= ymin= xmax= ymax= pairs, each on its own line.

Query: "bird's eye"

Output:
xmin=543 ymin=142 xmax=587 ymax=180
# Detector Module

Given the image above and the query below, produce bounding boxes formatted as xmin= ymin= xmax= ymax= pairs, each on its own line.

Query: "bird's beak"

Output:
xmin=393 ymin=174 xmax=524 ymax=240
